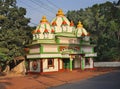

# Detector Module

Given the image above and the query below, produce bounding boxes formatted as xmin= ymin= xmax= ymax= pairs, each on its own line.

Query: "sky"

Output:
xmin=16 ymin=0 xmax=117 ymax=26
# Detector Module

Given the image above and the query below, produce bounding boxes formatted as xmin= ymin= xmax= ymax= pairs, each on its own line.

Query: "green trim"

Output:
xmin=80 ymin=39 xmax=83 ymax=44
xmin=28 ymin=43 xmax=81 ymax=46
xmin=69 ymin=59 xmax=73 ymax=71
xmin=28 ymin=57 xmax=70 ymax=59
xmin=40 ymin=45 xmax=43 ymax=53
xmin=81 ymin=58 xmax=85 ymax=70
xmin=76 ymin=28 xmax=78 ymax=37
xmin=80 ymin=44 xmax=96 ymax=46
xmin=28 ymin=57 xmax=59 ymax=59
xmin=55 ymin=32 xmax=74 ymax=34
xmin=80 ymin=51 xmax=96 ymax=54
xmin=41 ymin=52 xmax=59 ymax=54
xmin=39 ymin=51 xmax=90 ymax=54
xmin=39 ymin=44 xmax=41 ymax=53
xmin=44 ymin=23 xmax=46 ymax=29
xmin=80 ymin=49 xmax=84 ymax=53
xmin=92 ymin=47 xmax=94 ymax=53
xmin=28 ymin=52 xmax=40 ymax=54
xmin=85 ymin=56 xmax=97 ymax=58
xmin=82 ymin=40 xmax=90 ymax=42
xmin=28 ymin=43 xmax=95 ymax=46
xmin=37 ymin=39 xmax=55 ymax=44
xmin=62 ymin=17 xmax=64 ymax=21
xmin=55 ymin=32 xmax=76 ymax=37
xmin=57 ymin=46 xmax=60 ymax=53
xmin=62 ymin=26 xmax=64 ymax=32
xmin=56 ymin=38 xmax=60 ymax=43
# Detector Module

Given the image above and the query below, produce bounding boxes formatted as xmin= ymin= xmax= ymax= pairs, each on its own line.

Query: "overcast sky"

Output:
xmin=16 ymin=0 xmax=117 ymax=26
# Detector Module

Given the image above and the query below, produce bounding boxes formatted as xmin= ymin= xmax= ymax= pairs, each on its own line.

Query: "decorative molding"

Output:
xmin=27 ymin=54 xmax=62 ymax=58
xmin=85 ymin=53 xmax=97 ymax=57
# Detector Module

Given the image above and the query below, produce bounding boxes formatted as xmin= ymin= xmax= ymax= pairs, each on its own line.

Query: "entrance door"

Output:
xmin=72 ymin=59 xmax=75 ymax=69
xmin=74 ymin=59 xmax=81 ymax=69
xmin=63 ymin=59 xmax=69 ymax=70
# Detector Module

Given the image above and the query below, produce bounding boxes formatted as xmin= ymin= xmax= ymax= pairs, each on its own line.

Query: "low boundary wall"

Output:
xmin=94 ymin=62 xmax=120 ymax=67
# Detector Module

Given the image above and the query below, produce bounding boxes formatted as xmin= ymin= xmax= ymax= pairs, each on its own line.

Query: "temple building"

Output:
xmin=26 ymin=9 xmax=97 ymax=73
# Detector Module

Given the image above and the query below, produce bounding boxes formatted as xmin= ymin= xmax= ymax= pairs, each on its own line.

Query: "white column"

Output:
xmin=90 ymin=58 xmax=93 ymax=68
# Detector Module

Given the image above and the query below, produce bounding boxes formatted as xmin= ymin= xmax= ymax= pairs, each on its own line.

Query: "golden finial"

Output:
xmin=77 ymin=21 xmax=83 ymax=28
xmin=56 ymin=9 xmax=64 ymax=16
xmin=40 ymin=16 xmax=48 ymax=23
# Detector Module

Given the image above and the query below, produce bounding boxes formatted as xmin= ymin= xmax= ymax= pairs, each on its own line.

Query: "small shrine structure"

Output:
xmin=26 ymin=9 xmax=97 ymax=73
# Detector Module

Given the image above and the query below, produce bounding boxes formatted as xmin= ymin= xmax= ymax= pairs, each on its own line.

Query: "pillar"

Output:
xmin=89 ymin=58 xmax=93 ymax=68
xmin=81 ymin=57 xmax=85 ymax=70
xmin=69 ymin=55 xmax=73 ymax=71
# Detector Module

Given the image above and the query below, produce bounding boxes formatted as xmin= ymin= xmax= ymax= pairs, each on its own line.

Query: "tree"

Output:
xmin=0 ymin=0 xmax=32 ymax=72
xmin=66 ymin=1 xmax=120 ymax=61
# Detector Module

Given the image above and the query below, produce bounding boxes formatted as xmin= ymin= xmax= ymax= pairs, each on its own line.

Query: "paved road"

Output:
xmin=48 ymin=70 xmax=120 ymax=89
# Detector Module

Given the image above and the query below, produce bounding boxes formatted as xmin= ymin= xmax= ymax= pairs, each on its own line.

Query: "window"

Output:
xmin=32 ymin=60 xmax=38 ymax=70
xmin=48 ymin=59 xmax=54 ymax=67
xmin=85 ymin=58 xmax=90 ymax=65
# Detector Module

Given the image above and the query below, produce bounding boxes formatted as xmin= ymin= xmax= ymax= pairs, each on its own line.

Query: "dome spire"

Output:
xmin=56 ymin=9 xmax=64 ymax=16
xmin=77 ymin=21 xmax=83 ymax=28
xmin=40 ymin=16 xmax=48 ymax=23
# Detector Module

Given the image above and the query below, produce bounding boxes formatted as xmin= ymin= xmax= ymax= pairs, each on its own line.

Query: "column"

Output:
xmin=90 ymin=58 xmax=93 ymax=68
xmin=69 ymin=55 xmax=73 ymax=71
xmin=81 ymin=57 xmax=85 ymax=70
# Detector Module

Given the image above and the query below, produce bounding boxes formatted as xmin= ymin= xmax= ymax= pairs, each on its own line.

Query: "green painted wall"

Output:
xmin=92 ymin=47 xmax=94 ymax=53
xmin=56 ymin=38 xmax=60 ymax=43
xmin=69 ymin=59 xmax=73 ymax=71
xmin=81 ymin=58 xmax=85 ymax=70
xmin=40 ymin=45 xmax=43 ymax=53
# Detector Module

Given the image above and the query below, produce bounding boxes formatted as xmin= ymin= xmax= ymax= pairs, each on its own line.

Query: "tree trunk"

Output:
xmin=3 ymin=65 xmax=10 ymax=74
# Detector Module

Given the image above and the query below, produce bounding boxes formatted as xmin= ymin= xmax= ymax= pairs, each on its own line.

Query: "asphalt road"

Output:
xmin=48 ymin=70 xmax=120 ymax=89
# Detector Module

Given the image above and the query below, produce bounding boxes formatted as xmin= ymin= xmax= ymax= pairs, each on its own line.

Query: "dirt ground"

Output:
xmin=0 ymin=68 xmax=119 ymax=89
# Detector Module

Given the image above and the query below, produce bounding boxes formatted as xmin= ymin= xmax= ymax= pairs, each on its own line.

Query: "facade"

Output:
xmin=26 ymin=9 xmax=97 ymax=73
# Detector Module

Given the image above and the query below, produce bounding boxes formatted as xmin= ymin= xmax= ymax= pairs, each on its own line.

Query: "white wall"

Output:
xmin=85 ymin=58 xmax=93 ymax=68
xmin=59 ymin=37 xmax=80 ymax=44
xmin=43 ymin=58 xmax=59 ymax=72
xmin=43 ymin=45 xmax=58 ymax=52
xmin=81 ymin=46 xmax=93 ymax=53
xmin=60 ymin=59 xmax=63 ymax=69
xmin=30 ymin=60 xmax=40 ymax=72
xmin=74 ymin=59 xmax=81 ymax=68
xmin=29 ymin=46 xmax=40 ymax=53
xmin=94 ymin=62 xmax=120 ymax=67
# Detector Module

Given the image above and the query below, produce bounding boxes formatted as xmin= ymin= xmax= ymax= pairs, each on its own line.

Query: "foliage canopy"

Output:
xmin=0 ymin=0 xmax=32 ymax=64
xmin=66 ymin=1 xmax=120 ymax=61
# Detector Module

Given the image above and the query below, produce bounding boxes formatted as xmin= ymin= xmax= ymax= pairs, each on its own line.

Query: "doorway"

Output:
xmin=62 ymin=59 xmax=70 ymax=70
